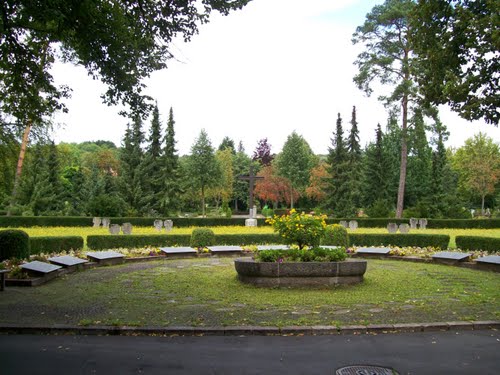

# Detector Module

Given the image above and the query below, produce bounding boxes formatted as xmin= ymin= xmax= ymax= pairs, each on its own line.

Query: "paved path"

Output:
xmin=1 ymin=330 xmax=499 ymax=374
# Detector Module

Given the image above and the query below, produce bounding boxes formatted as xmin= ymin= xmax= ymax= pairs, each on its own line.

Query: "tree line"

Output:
xmin=0 ymin=104 xmax=498 ymax=218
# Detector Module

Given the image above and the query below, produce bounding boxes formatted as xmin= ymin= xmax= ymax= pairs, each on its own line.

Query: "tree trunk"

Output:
xmin=481 ymin=194 xmax=485 ymax=216
xmin=395 ymin=94 xmax=408 ymax=219
xmin=7 ymin=122 xmax=32 ymax=216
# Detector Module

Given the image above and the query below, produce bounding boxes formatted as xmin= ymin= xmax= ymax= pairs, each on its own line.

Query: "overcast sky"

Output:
xmin=51 ymin=0 xmax=499 ymax=156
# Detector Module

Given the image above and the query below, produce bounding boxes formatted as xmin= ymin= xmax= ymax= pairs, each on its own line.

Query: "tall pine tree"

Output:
xmin=161 ymin=107 xmax=182 ymax=215
xmin=345 ymin=106 xmax=363 ymax=215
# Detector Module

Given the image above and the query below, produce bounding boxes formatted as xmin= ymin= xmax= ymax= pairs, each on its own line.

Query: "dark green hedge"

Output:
xmin=349 ymin=234 xmax=450 ymax=249
xmin=455 ymin=236 xmax=500 ymax=253
xmin=87 ymin=233 xmax=283 ymax=250
xmin=0 ymin=229 xmax=30 ymax=261
xmin=30 ymin=236 xmax=84 ymax=255
xmin=87 ymin=235 xmax=191 ymax=250
xmin=1 ymin=216 xmax=498 ymax=229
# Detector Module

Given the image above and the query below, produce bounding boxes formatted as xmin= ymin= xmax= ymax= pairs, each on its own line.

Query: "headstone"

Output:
xmin=387 ymin=223 xmax=398 ymax=233
xmin=409 ymin=218 xmax=418 ymax=229
xmin=109 ymin=224 xmax=121 ymax=235
xmin=101 ymin=218 xmax=110 ymax=228
xmin=418 ymin=218 xmax=428 ymax=229
xmin=164 ymin=220 xmax=173 ymax=232
xmin=340 ymin=221 xmax=348 ymax=228
xmin=245 ymin=218 xmax=258 ymax=227
xmin=92 ymin=217 xmax=101 ymax=228
xmin=475 ymin=255 xmax=500 ymax=265
xmin=86 ymin=251 xmax=125 ymax=265
xmin=48 ymin=255 xmax=88 ymax=268
xmin=356 ymin=247 xmax=391 ymax=255
xmin=160 ymin=247 xmax=197 ymax=255
xmin=399 ymin=223 xmax=410 ymax=233
xmin=208 ymin=245 xmax=244 ymax=254
xmin=20 ymin=261 xmax=62 ymax=275
xmin=257 ymin=245 xmax=289 ymax=251
xmin=154 ymin=220 xmax=163 ymax=231
xmin=349 ymin=220 xmax=358 ymax=231
xmin=432 ymin=251 xmax=471 ymax=262
xmin=252 ymin=205 xmax=258 ymax=218
xmin=122 ymin=222 xmax=133 ymax=235
xmin=248 ymin=208 xmax=254 ymax=218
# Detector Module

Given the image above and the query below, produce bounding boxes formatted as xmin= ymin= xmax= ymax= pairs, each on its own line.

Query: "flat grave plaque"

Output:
xmin=20 ymin=261 xmax=62 ymax=274
xmin=48 ymin=255 xmax=88 ymax=267
xmin=320 ymin=245 xmax=340 ymax=249
xmin=475 ymin=255 xmax=500 ymax=265
xmin=432 ymin=251 xmax=471 ymax=262
xmin=86 ymin=251 xmax=125 ymax=261
xmin=160 ymin=247 xmax=197 ymax=255
xmin=356 ymin=247 xmax=391 ymax=255
xmin=257 ymin=245 xmax=289 ymax=251
xmin=208 ymin=246 xmax=244 ymax=253
xmin=336 ymin=365 xmax=399 ymax=375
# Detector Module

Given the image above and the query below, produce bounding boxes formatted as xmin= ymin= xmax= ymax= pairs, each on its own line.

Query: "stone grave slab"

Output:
xmin=86 ymin=251 xmax=125 ymax=265
xmin=475 ymin=255 xmax=500 ymax=265
xmin=160 ymin=247 xmax=197 ymax=257
xmin=432 ymin=251 xmax=471 ymax=263
xmin=208 ymin=246 xmax=244 ymax=255
xmin=48 ymin=255 xmax=88 ymax=269
xmin=20 ymin=261 xmax=62 ymax=276
xmin=356 ymin=247 xmax=391 ymax=256
xmin=256 ymin=245 xmax=289 ymax=251
xmin=319 ymin=245 xmax=340 ymax=249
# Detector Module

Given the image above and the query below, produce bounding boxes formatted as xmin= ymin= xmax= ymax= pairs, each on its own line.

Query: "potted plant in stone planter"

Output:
xmin=234 ymin=209 xmax=367 ymax=287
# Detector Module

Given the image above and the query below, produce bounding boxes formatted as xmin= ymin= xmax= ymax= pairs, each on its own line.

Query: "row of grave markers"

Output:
xmin=339 ymin=219 xmax=428 ymax=233
xmin=93 ymin=219 xmax=174 ymax=235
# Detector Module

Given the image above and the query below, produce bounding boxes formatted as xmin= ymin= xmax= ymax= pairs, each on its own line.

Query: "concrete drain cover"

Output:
xmin=336 ymin=365 xmax=399 ymax=375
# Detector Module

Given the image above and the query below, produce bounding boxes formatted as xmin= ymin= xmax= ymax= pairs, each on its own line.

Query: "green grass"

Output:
xmin=1 ymin=258 xmax=498 ymax=327
xmin=3 ymin=226 xmax=499 ymax=249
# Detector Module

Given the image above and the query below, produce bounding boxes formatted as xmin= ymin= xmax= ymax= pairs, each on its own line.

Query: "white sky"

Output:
xmin=51 ymin=0 xmax=500 ymax=156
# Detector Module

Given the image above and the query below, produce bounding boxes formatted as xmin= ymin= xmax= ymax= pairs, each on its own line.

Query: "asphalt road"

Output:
xmin=0 ymin=330 xmax=499 ymax=375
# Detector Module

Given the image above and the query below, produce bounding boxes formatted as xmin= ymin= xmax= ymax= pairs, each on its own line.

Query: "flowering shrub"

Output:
xmin=266 ymin=209 xmax=327 ymax=249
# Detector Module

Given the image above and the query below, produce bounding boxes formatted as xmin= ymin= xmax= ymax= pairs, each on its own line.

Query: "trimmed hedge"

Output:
xmin=87 ymin=234 xmax=191 ymax=250
xmin=87 ymin=233 xmax=283 ymax=250
xmin=1 ymin=215 xmax=499 ymax=228
xmin=0 ymin=229 xmax=30 ymax=261
xmin=349 ymin=233 xmax=450 ymax=249
xmin=30 ymin=236 xmax=84 ymax=255
xmin=455 ymin=236 xmax=500 ymax=253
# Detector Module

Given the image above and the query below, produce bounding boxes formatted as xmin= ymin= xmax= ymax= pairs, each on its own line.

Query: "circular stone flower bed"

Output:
xmin=234 ymin=258 xmax=367 ymax=287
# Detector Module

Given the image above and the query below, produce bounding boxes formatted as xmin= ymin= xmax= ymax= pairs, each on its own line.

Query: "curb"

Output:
xmin=0 ymin=321 xmax=498 ymax=337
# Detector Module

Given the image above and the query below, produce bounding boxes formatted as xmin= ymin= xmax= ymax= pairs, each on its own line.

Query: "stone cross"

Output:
xmin=164 ymin=220 xmax=173 ymax=232
xmin=409 ymin=218 xmax=418 ymax=229
xmin=387 ymin=223 xmax=398 ymax=233
xmin=101 ymin=218 xmax=110 ymax=228
xmin=418 ymin=218 xmax=428 ymax=230
xmin=154 ymin=220 xmax=163 ymax=231
xmin=92 ymin=217 xmax=101 ymax=228
xmin=238 ymin=165 xmax=263 ymax=216
xmin=399 ymin=223 xmax=410 ymax=233
xmin=349 ymin=220 xmax=358 ymax=231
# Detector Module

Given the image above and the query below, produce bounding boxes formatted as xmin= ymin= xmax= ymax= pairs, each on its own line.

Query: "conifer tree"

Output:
xmin=187 ymin=129 xmax=220 ymax=216
xmin=218 ymin=136 xmax=236 ymax=154
xmin=119 ymin=115 xmax=145 ymax=214
xmin=141 ymin=104 xmax=164 ymax=214
xmin=232 ymin=141 xmax=251 ymax=211
xmin=325 ymin=113 xmax=349 ymax=216
xmin=345 ymin=106 xmax=363 ymax=214
xmin=161 ymin=107 xmax=182 ymax=215
xmin=362 ymin=123 xmax=390 ymax=211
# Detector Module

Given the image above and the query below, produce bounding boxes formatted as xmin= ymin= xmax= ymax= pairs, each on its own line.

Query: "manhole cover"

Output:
xmin=336 ymin=365 xmax=399 ymax=375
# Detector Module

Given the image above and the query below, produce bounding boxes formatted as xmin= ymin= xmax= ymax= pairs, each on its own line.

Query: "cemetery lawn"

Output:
xmin=4 ymin=226 xmax=500 ymax=249
xmin=1 ymin=258 xmax=498 ymax=328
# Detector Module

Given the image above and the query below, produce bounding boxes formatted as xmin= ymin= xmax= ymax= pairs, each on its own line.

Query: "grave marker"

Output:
xmin=475 ymin=255 xmax=500 ymax=265
xmin=399 ymin=223 xmax=410 ymax=233
xmin=387 ymin=223 xmax=398 ymax=233
xmin=48 ymin=255 xmax=88 ymax=268
xmin=349 ymin=220 xmax=358 ymax=230
xmin=20 ymin=261 xmax=62 ymax=276
xmin=109 ymin=224 xmax=121 ymax=235
xmin=419 ymin=218 xmax=428 ymax=229
xmin=92 ymin=217 xmax=101 ymax=228
xmin=409 ymin=218 xmax=418 ymax=229
xmin=164 ymin=220 xmax=173 ymax=232
xmin=122 ymin=222 xmax=133 ymax=235
xmin=154 ymin=220 xmax=163 ymax=231
xmin=160 ymin=247 xmax=197 ymax=257
xmin=432 ymin=251 xmax=471 ymax=263
xmin=256 ymin=245 xmax=289 ymax=251
xmin=101 ymin=218 xmax=110 ymax=228
xmin=208 ymin=245 xmax=244 ymax=254
xmin=86 ymin=251 xmax=125 ymax=265
xmin=340 ymin=221 xmax=348 ymax=228
xmin=356 ymin=247 xmax=391 ymax=256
